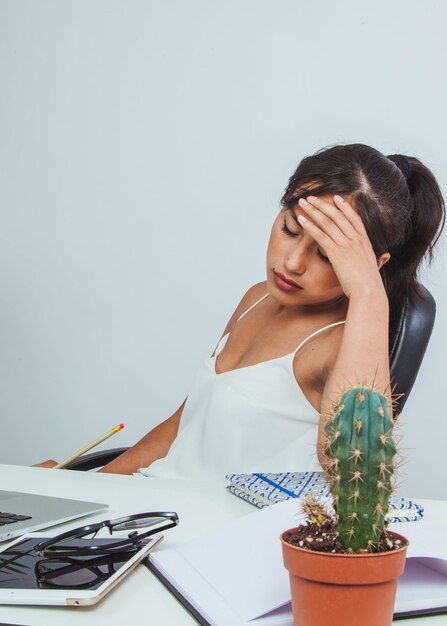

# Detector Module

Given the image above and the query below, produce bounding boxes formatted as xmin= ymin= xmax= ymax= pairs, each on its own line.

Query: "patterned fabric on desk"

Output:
xmin=226 ymin=471 xmax=424 ymax=523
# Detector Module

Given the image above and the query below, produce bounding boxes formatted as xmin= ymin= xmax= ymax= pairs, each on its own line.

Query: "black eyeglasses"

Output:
xmin=35 ymin=551 xmax=134 ymax=589
xmin=34 ymin=512 xmax=179 ymax=557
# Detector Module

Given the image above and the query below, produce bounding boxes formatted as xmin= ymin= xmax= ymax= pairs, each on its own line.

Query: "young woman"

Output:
xmin=41 ymin=143 xmax=446 ymax=478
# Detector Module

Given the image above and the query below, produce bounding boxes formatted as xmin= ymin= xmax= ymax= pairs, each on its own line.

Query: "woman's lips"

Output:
xmin=273 ymin=271 xmax=303 ymax=293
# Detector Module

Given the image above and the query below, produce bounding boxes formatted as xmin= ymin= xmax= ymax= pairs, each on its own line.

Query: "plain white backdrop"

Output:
xmin=0 ymin=0 xmax=446 ymax=498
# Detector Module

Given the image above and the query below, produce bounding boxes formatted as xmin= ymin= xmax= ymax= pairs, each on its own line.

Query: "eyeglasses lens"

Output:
xmin=112 ymin=515 xmax=172 ymax=531
xmin=37 ymin=558 xmax=124 ymax=589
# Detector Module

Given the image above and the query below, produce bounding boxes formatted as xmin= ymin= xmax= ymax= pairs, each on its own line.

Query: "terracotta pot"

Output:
xmin=281 ymin=528 xmax=408 ymax=626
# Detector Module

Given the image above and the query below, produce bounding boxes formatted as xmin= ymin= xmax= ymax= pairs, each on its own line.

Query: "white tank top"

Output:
xmin=138 ymin=293 xmax=346 ymax=482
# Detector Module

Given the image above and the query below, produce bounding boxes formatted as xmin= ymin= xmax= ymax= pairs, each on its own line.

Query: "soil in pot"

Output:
xmin=283 ymin=519 xmax=405 ymax=554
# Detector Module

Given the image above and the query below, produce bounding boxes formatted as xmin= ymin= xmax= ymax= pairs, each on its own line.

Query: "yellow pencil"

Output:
xmin=53 ymin=424 xmax=125 ymax=469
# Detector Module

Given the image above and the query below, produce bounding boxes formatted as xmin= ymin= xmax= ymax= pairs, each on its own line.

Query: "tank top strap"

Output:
xmin=212 ymin=292 xmax=270 ymax=357
xmin=293 ymin=320 xmax=346 ymax=356
xmin=235 ymin=292 xmax=270 ymax=323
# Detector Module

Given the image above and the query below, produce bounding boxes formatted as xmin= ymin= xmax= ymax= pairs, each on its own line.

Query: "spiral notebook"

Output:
xmin=226 ymin=471 xmax=424 ymax=523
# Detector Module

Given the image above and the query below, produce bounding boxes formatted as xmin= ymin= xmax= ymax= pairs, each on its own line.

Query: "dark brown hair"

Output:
xmin=281 ymin=144 xmax=445 ymax=344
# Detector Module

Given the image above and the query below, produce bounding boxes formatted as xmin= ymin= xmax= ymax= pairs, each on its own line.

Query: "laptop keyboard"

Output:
xmin=0 ymin=512 xmax=32 ymax=526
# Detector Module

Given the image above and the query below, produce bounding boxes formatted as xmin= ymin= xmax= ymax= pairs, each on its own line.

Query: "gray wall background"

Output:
xmin=0 ymin=0 xmax=446 ymax=498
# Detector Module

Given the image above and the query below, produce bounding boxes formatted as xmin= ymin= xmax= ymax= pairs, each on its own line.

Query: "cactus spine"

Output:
xmin=324 ymin=385 xmax=396 ymax=552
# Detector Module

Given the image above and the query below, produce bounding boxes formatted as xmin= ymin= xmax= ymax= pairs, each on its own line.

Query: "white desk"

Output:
xmin=0 ymin=465 xmax=446 ymax=626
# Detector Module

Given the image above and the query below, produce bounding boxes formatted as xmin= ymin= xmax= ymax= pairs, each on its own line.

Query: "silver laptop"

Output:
xmin=0 ymin=490 xmax=108 ymax=542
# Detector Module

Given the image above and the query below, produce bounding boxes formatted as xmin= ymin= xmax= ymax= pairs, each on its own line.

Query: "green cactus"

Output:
xmin=324 ymin=385 xmax=397 ymax=552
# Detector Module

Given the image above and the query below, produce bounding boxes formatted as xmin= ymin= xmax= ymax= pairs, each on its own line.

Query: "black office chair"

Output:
xmin=67 ymin=283 xmax=436 ymax=471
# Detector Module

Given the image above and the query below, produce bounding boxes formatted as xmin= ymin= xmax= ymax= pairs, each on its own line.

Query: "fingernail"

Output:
xmin=307 ymin=195 xmax=317 ymax=202
xmin=297 ymin=214 xmax=307 ymax=224
xmin=334 ymin=194 xmax=344 ymax=203
xmin=299 ymin=198 xmax=308 ymax=206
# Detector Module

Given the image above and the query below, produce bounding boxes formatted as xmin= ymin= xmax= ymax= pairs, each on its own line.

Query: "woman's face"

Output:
xmin=266 ymin=195 xmax=346 ymax=310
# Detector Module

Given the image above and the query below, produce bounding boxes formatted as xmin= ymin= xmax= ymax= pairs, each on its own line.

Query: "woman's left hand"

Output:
xmin=297 ymin=194 xmax=386 ymax=300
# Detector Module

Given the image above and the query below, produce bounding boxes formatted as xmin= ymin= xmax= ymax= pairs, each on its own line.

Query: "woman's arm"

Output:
xmin=316 ymin=287 xmax=390 ymax=468
xmin=99 ymin=399 xmax=186 ymax=474
xmin=33 ymin=405 xmax=185 ymax=471
xmin=295 ymin=194 xmax=392 ymax=470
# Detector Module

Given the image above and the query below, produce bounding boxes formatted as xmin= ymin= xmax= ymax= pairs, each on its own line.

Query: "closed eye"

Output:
xmin=281 ymin=218 xmax=331 ymax=264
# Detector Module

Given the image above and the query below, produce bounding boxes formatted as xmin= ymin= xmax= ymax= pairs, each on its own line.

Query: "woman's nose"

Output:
xmin=284 ymin=246 xmax=307 ymax=275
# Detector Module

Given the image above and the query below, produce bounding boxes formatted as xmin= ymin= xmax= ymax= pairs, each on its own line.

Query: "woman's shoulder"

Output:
xmin=237 ymin=281 xmax=269 ymax=312
xmin=316 ymin=321 xmax=345 ymax=374
xmin=293 ymin=315 xmax=346 ymax=392
xmin=220 ymin=281 xmax=268 ymax=337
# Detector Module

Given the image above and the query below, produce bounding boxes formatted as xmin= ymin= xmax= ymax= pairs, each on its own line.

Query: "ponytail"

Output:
xmin=383 ymin=155 xmax=445 ymax=342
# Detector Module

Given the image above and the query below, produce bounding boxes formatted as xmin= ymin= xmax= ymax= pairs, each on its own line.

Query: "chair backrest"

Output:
xmin=67 ymin=446 xmax=129 ymax=471
xmin=389 ymin=282 xmax=436 ymax=418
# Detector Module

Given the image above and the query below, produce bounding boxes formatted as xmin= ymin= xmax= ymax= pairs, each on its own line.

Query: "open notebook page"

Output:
xmin=149 ymin=498 xmax=447 ymax=625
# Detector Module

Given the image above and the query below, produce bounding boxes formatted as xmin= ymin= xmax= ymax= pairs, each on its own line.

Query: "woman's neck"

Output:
xmin=271 ymin=293 xmax=349 ymax=320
